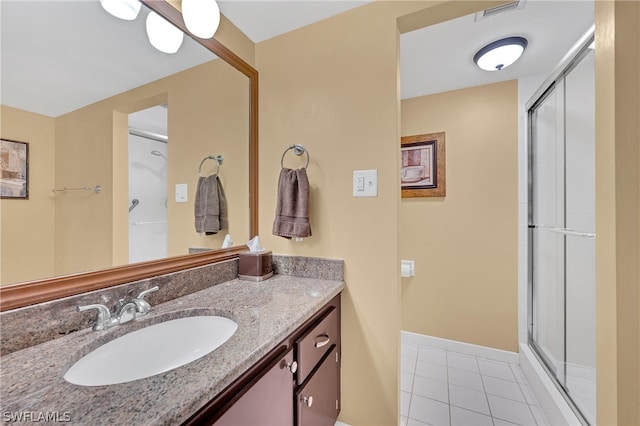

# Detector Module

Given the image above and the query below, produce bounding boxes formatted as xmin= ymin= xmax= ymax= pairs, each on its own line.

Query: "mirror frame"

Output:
xmin=0 ymin=0 xmax=258 ymax=311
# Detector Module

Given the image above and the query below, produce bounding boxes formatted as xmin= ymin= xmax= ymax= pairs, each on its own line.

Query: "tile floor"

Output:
xmin=401 ymin=342 xmax=552 ymax=426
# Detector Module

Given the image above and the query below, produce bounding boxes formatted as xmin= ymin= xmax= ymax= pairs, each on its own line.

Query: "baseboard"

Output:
xmin=401 ymin=331 xmax=519 ymax=364
xmin=519 ymin=343 xmax=582 ymax=426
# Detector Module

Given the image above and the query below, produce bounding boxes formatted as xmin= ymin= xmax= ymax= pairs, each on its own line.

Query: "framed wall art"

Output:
xmin=401 ymin=132 xmax=445 ymax=198
xmin=1 ymin=139 xmax=29 ymax=199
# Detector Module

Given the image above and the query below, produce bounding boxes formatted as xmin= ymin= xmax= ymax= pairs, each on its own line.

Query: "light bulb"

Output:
xmin=182 ymin=0 xmax=220 ymax=39
xmin=146 ymin=11 xmax=184 ymax=54
xmin=100 ymin=0 xmax=141 ymax=21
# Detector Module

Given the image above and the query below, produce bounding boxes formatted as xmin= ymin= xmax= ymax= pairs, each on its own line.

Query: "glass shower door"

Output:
xmin=528 ymin=42 xmax=595 ymax=425
xmin=563 ymin=49 xmax=596 ymax=424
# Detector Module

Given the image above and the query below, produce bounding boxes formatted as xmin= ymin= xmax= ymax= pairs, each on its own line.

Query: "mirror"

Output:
xmin=0 ymin=0 xmax=258 ymax=310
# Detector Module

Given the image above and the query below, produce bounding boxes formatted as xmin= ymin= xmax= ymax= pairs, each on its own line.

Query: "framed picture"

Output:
xmin=1 ymin=139 xmax=29 ymax=199
xmin=401 ymin=132 xmax=445 ymax=198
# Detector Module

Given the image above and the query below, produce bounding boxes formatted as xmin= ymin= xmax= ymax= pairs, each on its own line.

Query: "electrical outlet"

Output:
xmin=353 ymin=170 xmax=378 ymax=197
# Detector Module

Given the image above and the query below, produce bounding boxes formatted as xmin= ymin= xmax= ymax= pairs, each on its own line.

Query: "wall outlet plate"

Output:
xmin=353 ymin=170 xmax=378 ymax=197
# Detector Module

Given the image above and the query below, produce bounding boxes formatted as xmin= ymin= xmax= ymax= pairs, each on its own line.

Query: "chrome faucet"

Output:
xmin=132 ymin=286 xmax=159 ymax=317
xmin=114 ymin=300 xmax=138 ymax=324
xmin=77 ymin=304 xmax=118 ymax=331
xmin=78 ymin=286 xmax=159 ymax=331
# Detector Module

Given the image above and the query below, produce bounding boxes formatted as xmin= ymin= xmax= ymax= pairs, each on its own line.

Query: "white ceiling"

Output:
xmin=0 ymin=0 xmax=214 ymax=117
xmin=218 ymin=0 xmax=372 ymax=43
xmin=399 ymin=0 xmax=594 ymax=99
xmin=0 ymin=0 xmax=594 ymax=117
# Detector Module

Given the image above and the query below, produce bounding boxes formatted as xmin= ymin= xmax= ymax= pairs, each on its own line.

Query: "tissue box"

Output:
xmin=238 ymin=251 xmax=273 ymax=281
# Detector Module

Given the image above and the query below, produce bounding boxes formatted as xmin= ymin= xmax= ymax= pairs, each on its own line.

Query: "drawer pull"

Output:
xmin=301 ymin=395 xmax=313 ymax=408
xmin=286 ymin=360 xmax=298 ymax=374
xmin=314 ymin=334 xmax=330 ymax=348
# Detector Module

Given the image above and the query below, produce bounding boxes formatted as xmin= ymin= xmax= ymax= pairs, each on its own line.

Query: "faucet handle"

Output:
xmin=136 ymin=286 xmax=159 ymax=301
xmin=133 ymin=286 xmax=159 ymax=317
xmin=78 ymin=304 xmax=115 ymax=331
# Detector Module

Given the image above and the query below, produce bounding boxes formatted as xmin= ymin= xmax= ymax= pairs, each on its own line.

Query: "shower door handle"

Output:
xmin=532 ymin=224 xmax=595 ymax=238
xmin=129 ymin=199 xmax=140 ymax=213
xmin=546 ymin=227 xmax=595 ymax=238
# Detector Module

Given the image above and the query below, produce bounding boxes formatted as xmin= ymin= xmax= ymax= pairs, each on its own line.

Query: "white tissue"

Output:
xmin=246 ymin=236 xmax=265 ymax=253
xmin=221 ymin=234 xmax=233 ymax=248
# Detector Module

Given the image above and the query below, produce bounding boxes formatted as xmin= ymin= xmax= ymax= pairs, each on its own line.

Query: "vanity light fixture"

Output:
xmin=99 ymin=0 xmax=141 ymax=21
xmin=473 ymin=36 xmax=528 ymax=71
xmin=146 ymin=11 xmax=184 ymax=54
xmin=182 ymin=0 xmax=221 ymax=39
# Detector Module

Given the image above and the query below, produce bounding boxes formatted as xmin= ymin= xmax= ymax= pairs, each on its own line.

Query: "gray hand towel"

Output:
xmin=195 ymin=175 xmax=228 ymax=235
xmin=272 ymin=167 xmax=311 ymax=239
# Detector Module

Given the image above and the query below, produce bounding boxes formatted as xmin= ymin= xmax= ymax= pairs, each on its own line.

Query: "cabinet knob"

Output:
xmin=286 ymin=360 xmax=298 ymax=374
xmin=301 ymin=395 xmax=313 ymax=408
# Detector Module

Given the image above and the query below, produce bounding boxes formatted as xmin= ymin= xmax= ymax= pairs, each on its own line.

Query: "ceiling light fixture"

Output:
xmin=182 ymin=0 xmax=220 ymax=39
xmin=99 ymin=0 xmax=141 ymax=21
xmin=473 ymin=36 xmax=528 ymax=71
xmin=146 ymin=11 xmax=184 ymax=54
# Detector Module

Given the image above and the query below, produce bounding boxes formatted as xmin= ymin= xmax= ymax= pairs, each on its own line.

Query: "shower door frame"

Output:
xmin=526 ymin=25 xmax=595 ymax=426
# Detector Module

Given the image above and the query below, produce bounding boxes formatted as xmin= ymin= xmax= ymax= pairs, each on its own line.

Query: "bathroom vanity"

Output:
xmin=0 ymin=267 xmax=344 ymax=425
xmin=189 ymin=294 xmax=341 ymax=425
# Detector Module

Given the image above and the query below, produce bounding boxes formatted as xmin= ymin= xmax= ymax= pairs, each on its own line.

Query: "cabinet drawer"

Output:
xmin=296 ymin=345 xmax=340 ymax=426
xmin=296 ymin=306 xmax=339 ymax=384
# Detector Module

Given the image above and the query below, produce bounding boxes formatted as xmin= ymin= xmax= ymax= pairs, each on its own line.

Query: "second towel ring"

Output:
xmin=281 ymin=144 xmax=310 ymax=168
xmin=199 ymin=154 xmax=224 ymax=177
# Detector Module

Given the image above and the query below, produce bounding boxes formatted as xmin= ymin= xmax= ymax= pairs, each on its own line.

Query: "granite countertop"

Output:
xmin=0 ymin=275 xmax=344 ymax=425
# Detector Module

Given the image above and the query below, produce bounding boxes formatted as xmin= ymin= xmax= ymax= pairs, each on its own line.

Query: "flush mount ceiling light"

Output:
xmin=182 ymin=0 xmax=221 ymax=39
xmin=473 ymin=36 xmax=528 ymax=71
xmin=146 ymin=11 xmax=184 ymax=54
xmin=99 ymin=0 xmax=141 ymax=21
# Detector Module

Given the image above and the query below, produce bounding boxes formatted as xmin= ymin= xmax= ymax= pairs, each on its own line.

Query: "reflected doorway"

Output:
xmin=128 ymin=105 xmax=168 ymax=263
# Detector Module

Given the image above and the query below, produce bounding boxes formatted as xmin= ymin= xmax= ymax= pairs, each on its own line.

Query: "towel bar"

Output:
xmin=198 ymin=155 xmax=224 ymax=177
xmin=52 ymin=185 xmax=102 ymax=195
xmin=280 ymin=144 xmax=310 ymax=168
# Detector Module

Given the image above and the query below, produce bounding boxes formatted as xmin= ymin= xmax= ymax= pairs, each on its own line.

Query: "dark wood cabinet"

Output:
xmin=296 ymin=345 xmax=340 ymax=426
xmin=295 ymin=305 xmax=340 ymax=385
xmin=215 ymin=349 xmax=294 ymax=426
xmin=184 ymin=295 xmax=341 ymax=426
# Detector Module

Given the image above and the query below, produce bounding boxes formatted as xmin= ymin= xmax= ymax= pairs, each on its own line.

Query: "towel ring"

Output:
xmin=198 ymin=154 xmax=224 ymax=177
xmin=280 ymin=144 xmax=310 ymax=168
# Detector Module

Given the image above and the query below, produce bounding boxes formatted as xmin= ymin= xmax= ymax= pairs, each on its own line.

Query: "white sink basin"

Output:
xmin=64 ymin=316 xmax=238 ymax=386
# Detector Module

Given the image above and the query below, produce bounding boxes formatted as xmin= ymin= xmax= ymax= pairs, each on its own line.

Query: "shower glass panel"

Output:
xmin=528 ymin=36 xmax=595 ymax=425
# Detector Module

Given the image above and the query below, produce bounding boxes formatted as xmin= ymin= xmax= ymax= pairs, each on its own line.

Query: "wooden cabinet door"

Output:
xmin=296 ymin=345 xmax=340 ymax=426
xmin=215 ymin=349 xmax=295 ymax=426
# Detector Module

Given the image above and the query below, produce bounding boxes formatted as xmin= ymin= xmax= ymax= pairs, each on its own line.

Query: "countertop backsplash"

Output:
xmin=0 ymin=255 xmax=343 ymax=356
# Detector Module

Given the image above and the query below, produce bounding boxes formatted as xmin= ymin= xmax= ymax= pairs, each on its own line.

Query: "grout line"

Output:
xmin=445 ymin=350 xmax=452 ymax=426
xmin=476 ymin=355 xmax=495 ymax=422
xmin=409 ymin=353 xmax=416 ymax=422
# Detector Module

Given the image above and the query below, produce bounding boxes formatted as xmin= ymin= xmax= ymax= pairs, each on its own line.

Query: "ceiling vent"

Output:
xmin=475 ymin=0 xmax=526 ymax=21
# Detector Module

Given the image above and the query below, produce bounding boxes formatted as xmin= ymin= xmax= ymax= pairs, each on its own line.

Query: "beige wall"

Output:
xmin=595 ymin=1 xmax=640 ymax=425
xmin=255 ymin=1 xmax=507 ymax=423
xmin=54 ymin=57 xmax=249 ymax=277
xmin=0 ymin=106 xmax=56 ymax=284
xmin=400 ymin=81 xmax=519 ymax=352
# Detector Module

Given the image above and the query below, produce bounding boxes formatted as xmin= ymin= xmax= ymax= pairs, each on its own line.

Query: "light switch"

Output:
xmin=175 ymin=183 xmax=188 ymax=203
xmin=353 ymin=170 xmax=378 ymax=197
